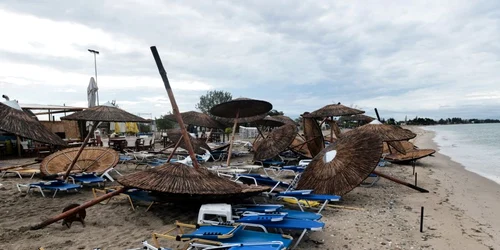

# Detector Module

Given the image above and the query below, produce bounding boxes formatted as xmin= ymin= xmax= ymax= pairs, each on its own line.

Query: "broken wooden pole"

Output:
xmin=150 ymin=46 xmax=199 ymax=169
xmin=372 ymin=170 xmax=429 ymax=193
xmin=30 ymin=187 xmax=127 ymax=230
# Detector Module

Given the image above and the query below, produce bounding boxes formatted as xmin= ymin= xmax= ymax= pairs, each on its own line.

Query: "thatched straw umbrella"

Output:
xmin=253 ymin=124 xmax=298 ymax=161
xmin=340 ymin=114 xmax=375 ymax=126
xmin=0 ymin=102 xmax=67 ymax=147
xmin=383 ymin=141 xmax=436 ymax=163
xmin=289 ymin=135 xmax=313 ymax=158
xmin=60 ymin=105 xmax=146 ymax=179
xmin=118 ymin=163 xmax=269 ymax=202
xmin=302 ymin=113 xmax=324 ymax=158
xmin=210 ymin=97 xmax=272 ymax=166
xmin=164 ymin=111 xmax=224 ymax=129
xmin=251 ymin=115 xmax=295 ymax=146
xmin=303 ymin=103 xmax=364 ymax=142
xmin=296 ymin=130 xmax=383 ymax=195
xmin=40 ymin=147 xmax=119 ymax=176
xmin=343 ymin=120 xmax=416 ymax=154
xmin=167 ymin=129 xmax=210 ymax=155
xmin=304 ymin=103 xmax=365 ymax=118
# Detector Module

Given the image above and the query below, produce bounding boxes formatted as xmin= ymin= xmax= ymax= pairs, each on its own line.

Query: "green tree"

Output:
xmin=196 ymin=90 xmax=232 ymax=114
xmin=155 ymin=115 xmax=176 ymax=130
xmin=267 ymin=109 xmax=284 ymax=116
xmin=138 ymin=123 xmax=151 ymax=132
xmin=387 ymin=118 xmax=396 ymax=125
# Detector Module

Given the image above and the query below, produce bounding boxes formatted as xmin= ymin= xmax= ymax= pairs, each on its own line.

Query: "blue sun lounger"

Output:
xmin=17 ymin=180 xmax=81 ymax=198
xmin=192 ymin=241 xmax=286 ymax=250
xmin=152 ymin=222 xmax=292 ymax=249
xmin=69 ymin=173 xmax=105 ymax=187
xmin=234 ymin=206 xmax=322 ymax=221
xmin=236 ymin=217 xmax=324 ymax=249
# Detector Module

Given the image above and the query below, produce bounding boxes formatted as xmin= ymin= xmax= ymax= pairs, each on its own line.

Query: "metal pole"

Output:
xmin=94 ymin=53 xmax=99 ymax=106
xmin=150 ymin=46 xmax=199 ymax=169
xmin=225 ymin=111 xmax=239 ymax=167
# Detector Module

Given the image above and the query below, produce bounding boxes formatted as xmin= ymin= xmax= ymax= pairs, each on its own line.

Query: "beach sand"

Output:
xmin=1 ymin=127 xmax=499 ymax=249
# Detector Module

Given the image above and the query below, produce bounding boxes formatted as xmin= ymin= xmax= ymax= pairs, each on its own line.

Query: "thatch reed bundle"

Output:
xmin=61 ymin=105 xmax=146 ymax=122
xmin=304 ymin=103 xmax=364 ymax=118
xmin=40 ymin=147 xmax=119 ymax=176
xmin=296 ymin=130 xmax=383 ymax=195
xmin=118 ymin=163 xmax=244 ymax=194
xmin=253 ymin=124 xmax=298 ymax=160
xmin=386 ymin=140 xmax=407 ymax=154
xmin=302 ymin=115 xmax=324 ymax=157
xmin=0 ymin=102 xmax=67 ymax=146
xmin=210 ymin=98 xmax=272 ymax=119
xmin=164 ymin=111 xmax=223 ymax=128
xmin=167 ymin=129 xmax=210 ymax=154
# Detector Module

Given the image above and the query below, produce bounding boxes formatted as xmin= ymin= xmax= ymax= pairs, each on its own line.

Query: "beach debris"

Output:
xmin=372 ymin=170 xmax=429 ymax=193
xmin=62 ymin=204 xmax=86 ymax=229
xmin=253 ymin=124 xmax=298 ymax=161
xmin=297 ymin=130 xmax=383 ymax=195
xmin=301 ymin=113 xmax=324 ymax=157
xmin=209 ymin=97 xmax=272 ymax=166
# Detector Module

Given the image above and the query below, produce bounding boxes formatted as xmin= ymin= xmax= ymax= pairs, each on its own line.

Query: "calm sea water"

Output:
xmin=422 ymin=124 xmax=500 ymax=184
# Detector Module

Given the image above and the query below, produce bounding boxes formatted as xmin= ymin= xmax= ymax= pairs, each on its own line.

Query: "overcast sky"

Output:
xmin=1 ymin=1 xmax=499 ymax=121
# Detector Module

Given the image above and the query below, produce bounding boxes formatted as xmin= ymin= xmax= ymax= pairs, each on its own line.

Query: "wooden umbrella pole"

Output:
xmin=151 ymin=46 xmax=199 ymax=169
xmin=0 ymin=161 xmax=38 ymax=171
xmin=167 ymin=137 xmax=183 ymax=163
xmin=372 ymin=170 xmax=429 ymax=193
xmin=225 ymin=110 xmax=239 ymax=167
xmin=62 ymin=122 xmax=98 ymax=180
xmin=30 ymin=187 xmax=127 ymax=230
xmin=205 ymin=128 xmax=213 ymax=143
xmin=330 ymin=116 xmax=334 ymax=143
xmin=16 ymin=135 xmax=22 ymax=157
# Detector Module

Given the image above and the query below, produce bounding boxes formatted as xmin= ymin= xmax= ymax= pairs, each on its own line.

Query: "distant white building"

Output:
xmin=239 ymin=126 xmax=258 ymax=139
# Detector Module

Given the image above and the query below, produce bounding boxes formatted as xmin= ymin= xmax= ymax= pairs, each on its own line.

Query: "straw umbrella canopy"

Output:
xmin=289 ymin=135 xmax=313 ymax=158
xmin=296 ymin=130 xmax=383 ymax=195
xmin=343 ymin=120 xmax=415 ymax=154
xmin=60 ymin=105 xmax=147 ymax=179
xmin=40 ymin=147 xmax=119 ymax=176
xmin=118 ymin=163 xmax=270 ymax=201
xmin=167 ymin=129 xmax=210 ymax=154
xmin=61 ymin=105 xmax=146 ymax=122
xmin=346 ymin=120 xmax=416 ymax=142
xmin=210 ymin=97 xmax=272 ymax=166
xmin=304 ymin=103 xmax=365 ymax=118
xmin=0 ymin=102 xmax=66 ymax=146
xmin=164 ymin=111 xmax=224 ymax=129
xmin=325 ymin=119 xmax=341 ymax=138
xmin=383 ymin=141 xmax=436 ymax=163
xmin=215 ymin=113 xmax=268 ymax=126
xmin=302 ymin=114 xmax=324 ymax=158
xmin=253 ymin=124 xmax=298 ymax=161
xmin=340 ymin=114 xmax=375 ymax=124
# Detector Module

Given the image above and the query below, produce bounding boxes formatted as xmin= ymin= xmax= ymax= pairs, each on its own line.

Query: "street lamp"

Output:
xmin=88 ymin=49 xmax=100 ymax=105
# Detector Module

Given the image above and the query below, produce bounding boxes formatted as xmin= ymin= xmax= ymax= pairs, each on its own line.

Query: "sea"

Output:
xmin=422 ymin=124 xmax=500 ymax=185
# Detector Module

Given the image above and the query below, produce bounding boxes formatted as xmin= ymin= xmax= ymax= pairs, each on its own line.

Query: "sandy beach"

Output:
xmin=1 ymin=127 xmax=500 ymax=250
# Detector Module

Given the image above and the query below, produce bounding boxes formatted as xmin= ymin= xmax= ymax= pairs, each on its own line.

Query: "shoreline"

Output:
xmin=416 ymin=125 xmax=500 ymax=188
xmin=406 ymin=126 xmax=500 ymax=249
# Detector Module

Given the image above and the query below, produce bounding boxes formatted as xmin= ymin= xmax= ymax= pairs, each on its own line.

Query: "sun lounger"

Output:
xmin=69 ymin=173 xmax=105 ymax=187
xmin=17 ymin=180 xmax=81 ymax=198
xmin=1 ymin=168 xmax=40 ymax=179
xmin=235 ymin=206 xmax=322 ymax=221
xmin=93 ymin=187 xmax=159 ymax=211
xmin=237 ymin=217 xmax=324 ymax=249
xmin=196 ymin=241 xmax=285 ymax=250
xmin=152 ymin=222 xmax=293 ymax=250
xmin=276 ymin=192 xmax=341 ymax=214
xmin=361 ymin=173 xmax=380 ymax=187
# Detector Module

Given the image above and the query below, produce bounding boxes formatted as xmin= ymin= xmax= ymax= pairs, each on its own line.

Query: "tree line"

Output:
xmin=384 ymin=117 xmax=500 ymax=126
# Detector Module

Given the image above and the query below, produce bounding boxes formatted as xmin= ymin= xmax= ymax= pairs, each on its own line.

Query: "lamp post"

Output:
xmin=88 ymin=49 xmax=100 ymax=105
